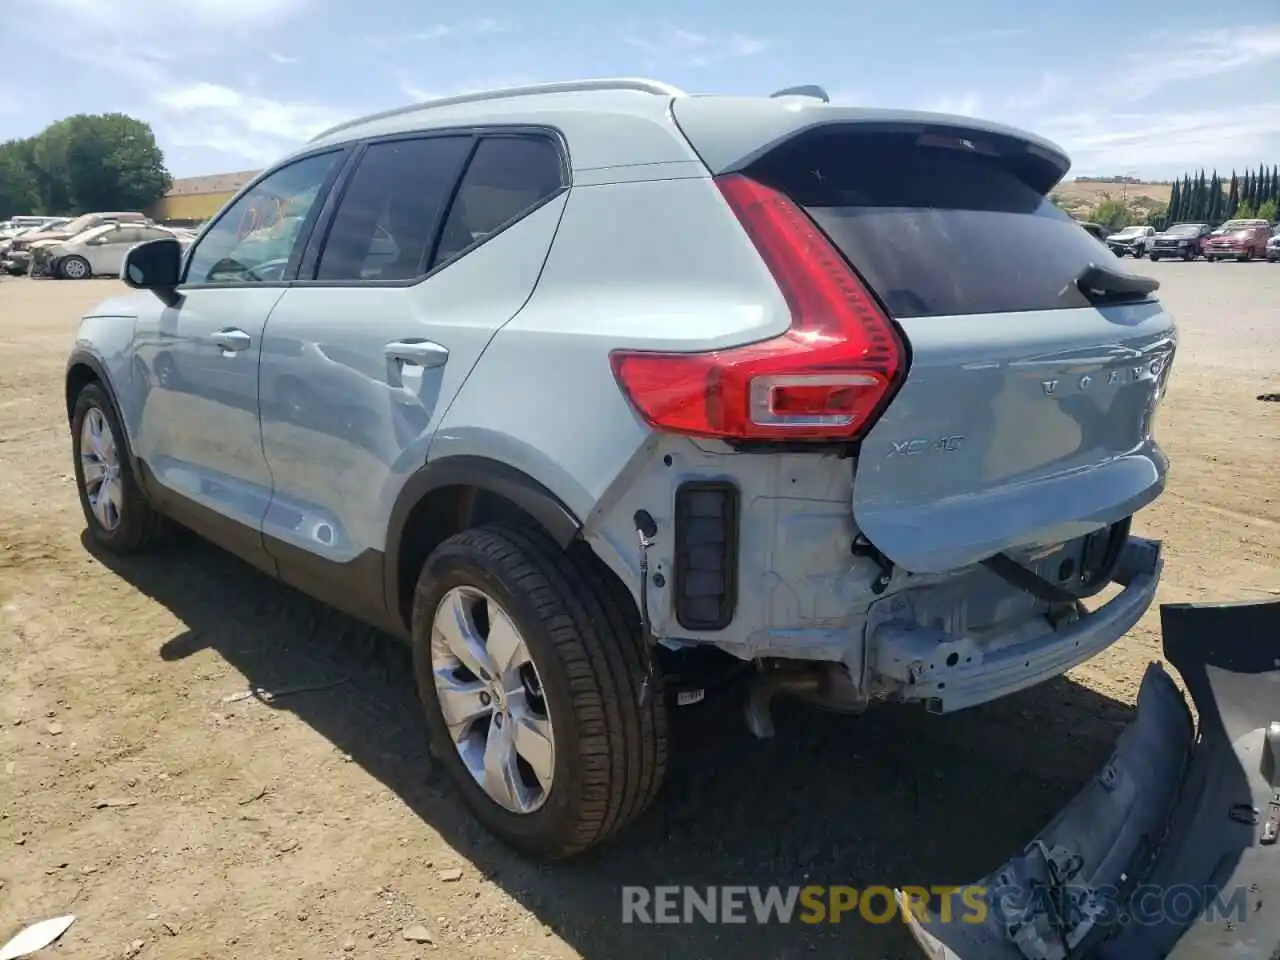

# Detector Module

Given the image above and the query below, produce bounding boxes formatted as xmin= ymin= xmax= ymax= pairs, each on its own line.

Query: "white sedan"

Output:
xmin=41 ymin=223 xmax=193 ymax=280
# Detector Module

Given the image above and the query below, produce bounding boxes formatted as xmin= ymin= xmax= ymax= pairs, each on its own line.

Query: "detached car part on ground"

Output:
xmin=903 ymin=598 xmax=1280 ymax=960
xmin=66 ymin=80 xmax=1178 ymax=875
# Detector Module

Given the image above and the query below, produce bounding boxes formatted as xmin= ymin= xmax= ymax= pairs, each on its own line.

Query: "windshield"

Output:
xmin=1115 ymin=226 xmax=1144 ymax=236
xmin=1219 ymin=220 xmax=1259 ymax=232
xmin=1165 ymin=224 xmax=1202 ymax=236
xmin=56 ymin=215 xmax=97 ymax=235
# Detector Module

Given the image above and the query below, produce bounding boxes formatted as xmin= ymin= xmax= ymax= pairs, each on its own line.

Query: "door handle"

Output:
xmin=384 ymin=339 xmax=448 ymax=370
xmin=210 ymin=328 xmax=252 ymax=354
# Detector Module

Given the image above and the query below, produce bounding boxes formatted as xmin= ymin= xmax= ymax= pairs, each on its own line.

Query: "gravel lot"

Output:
xmin=1 ymin=263 xmax=1278 ymax=960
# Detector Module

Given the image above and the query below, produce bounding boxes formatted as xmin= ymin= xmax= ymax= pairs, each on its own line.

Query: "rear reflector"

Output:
xmin=610 ymin=174 xmax=905 ymax=442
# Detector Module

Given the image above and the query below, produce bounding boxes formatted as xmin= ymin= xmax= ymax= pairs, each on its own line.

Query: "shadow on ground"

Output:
xmin=87 ymin=532 xmax=1137 ymax=960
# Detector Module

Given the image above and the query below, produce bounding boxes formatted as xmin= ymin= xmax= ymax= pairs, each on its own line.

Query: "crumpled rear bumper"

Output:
xmin=873 ymin=536 xmax=1162 ymax=714
xmin=898 ymin=598 xmax=1280 ymax=960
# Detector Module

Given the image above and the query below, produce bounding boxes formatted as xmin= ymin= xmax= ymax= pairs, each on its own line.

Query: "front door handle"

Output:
xmin=210 ymin=328 xmax=252 ymax=354
xmin=384 ymin=339 xmax=448 ymax=370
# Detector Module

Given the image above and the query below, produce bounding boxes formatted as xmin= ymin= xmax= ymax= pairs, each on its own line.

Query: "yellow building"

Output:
xmin=148 ymin=169 xmax=259 ymax=224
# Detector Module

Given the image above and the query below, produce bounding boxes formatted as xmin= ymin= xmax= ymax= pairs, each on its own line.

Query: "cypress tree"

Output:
xmin=1207 ymin=170 xmax=1222 ymax=223
xmin=1168 ymin=179 xmax=1182 ymax=222
xmin=1194 ymin=169 xmax=1208 ymax=220
xmin=1226 ymin=171 xmax=1239 ymax=218
xmin=1243 ymin=169 xmax=1255 ymax=211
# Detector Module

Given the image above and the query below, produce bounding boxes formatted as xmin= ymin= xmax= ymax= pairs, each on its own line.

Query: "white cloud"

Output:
xmin=918 ymin=93 xmax=983 ymax=117
xmin=395 ymin=73 xmax=539 ymax=104
xmin=1039 ymin=103 xmax=1280 ymax=174
xmin=267 ymin=51 xmax=300 ymax=65
xmin=620 ymin=23 xmax=769 ymax=66
xmin=1001 ymin=71 xmax=1066 ymax=112
xmin=936 ymin=27 xmax=1028 ymax=46
xmin=1114 ymin=25 xmax=1280 ymax=100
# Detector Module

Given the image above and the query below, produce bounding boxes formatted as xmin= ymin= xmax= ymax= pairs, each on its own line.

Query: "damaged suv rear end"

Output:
xmin=605 ymin=98 xmax=1174 ymax=727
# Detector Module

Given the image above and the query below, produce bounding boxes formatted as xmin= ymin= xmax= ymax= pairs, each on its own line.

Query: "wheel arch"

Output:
xmin=65 ymin=350 xmax=116 ymax=424
xmin=384 ymin=456 xmax=587 ymax=634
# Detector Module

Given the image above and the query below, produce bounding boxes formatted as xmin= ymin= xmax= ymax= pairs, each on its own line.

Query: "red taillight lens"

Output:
xmin=610 ymin=173 xmax=905 ymax=442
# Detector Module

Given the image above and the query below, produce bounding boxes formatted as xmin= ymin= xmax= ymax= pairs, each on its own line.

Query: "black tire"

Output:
xmin=1149 ymin=254 xmax=1159 ymax=262
xmin=1240 ymin=249 xmax=1252 ymax=262
xmin=412 ymin=524 xmax=669 ymax=859
xmin=59 ymin=255 xmax=91 ymax=280
xmin=70 ymin=381 xmax=173 ymax=553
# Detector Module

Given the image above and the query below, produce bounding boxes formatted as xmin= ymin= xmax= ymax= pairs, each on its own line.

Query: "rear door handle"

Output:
xmin=210 ymin=328 xmax=252 ymax=354
xmin=384 ymin=339 xmax=448 ymax=370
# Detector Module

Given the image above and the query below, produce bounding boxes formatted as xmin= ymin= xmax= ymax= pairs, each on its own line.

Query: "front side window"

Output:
xmin=184 ymin=151 xmax=340 ymax=286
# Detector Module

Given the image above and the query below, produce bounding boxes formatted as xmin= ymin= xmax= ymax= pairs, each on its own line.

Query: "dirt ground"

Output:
xmin=2 ymin=264 xmax=1278 ymax=960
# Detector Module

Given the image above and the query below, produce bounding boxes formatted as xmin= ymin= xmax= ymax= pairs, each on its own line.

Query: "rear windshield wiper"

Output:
xmin=1069 ymin=263 xmax=1160 ymax=306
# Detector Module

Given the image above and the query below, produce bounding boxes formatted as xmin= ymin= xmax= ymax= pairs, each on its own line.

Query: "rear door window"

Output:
xmin=747 ymin=129 xmax=1124 ymax=319
xmin=314 ymin=136 xmax=472 ymax=282
xmin=432 ymin=135 xmax=566 ymax=267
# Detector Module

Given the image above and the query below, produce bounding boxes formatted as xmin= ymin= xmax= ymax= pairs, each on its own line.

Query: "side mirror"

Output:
xmin=122 ymin=238 xmax=183 ymax=307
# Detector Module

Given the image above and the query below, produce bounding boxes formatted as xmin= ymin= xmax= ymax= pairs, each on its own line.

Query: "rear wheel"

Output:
xmin=1149 ymin=254 xmax=1160 ymax=262
xmin=71 ymin=382 xmax=173 ymax=552
xmin=60 ymin=255 xmax=90 ymax=280
xmin=1239 ymin=250 xmax=1252 ymax=262
xmin=412 ymin=524 xmax=668 ymax=859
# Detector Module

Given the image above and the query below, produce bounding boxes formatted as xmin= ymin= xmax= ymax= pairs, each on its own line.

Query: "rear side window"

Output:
xmin=747 ymin=129 xmax=1117 ymax=319
xmin=433 ymin=135 xmax=565 ymax=266
xmin=316 ymin=136 xmax=472 ymax=282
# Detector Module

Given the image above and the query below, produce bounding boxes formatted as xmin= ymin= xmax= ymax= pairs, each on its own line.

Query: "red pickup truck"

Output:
xmin=1203 ymin=218 xmax=1271 ymax=261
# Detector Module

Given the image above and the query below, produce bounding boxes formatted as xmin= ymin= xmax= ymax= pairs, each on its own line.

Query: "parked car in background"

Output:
xmin=38 ymin=223 xmax=194 ymax=279
xmin=1105 ymin=224 xmax=1155 ymax=257
xmin=3 ymin=211 xmax=151 ymax=275
xmin=0 ymin=218 xmax=71 ymax=269
xmin=1203 ymin=218 xmax=1271 ymax=261
xmin=1077 ymin=220 xmax=1107 ymax=242
xmin=1267 ymin=227 xmax=1280 ymax=262
xmin=1148 ymin=222 xmax=1212 ymax=261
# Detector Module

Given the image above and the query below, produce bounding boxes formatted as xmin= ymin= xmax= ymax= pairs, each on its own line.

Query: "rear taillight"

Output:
xmin=609 ymin=173 xmax=905 ymax=442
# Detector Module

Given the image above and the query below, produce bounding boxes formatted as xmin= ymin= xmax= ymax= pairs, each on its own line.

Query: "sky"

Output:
xmin=1 ymin=0 xmax=1278 ymax=182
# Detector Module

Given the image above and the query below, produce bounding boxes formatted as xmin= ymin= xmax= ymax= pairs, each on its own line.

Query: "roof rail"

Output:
xmin=309 ymin=77 xmax=688 ymax=143
xmin=770 ymin=85 xmax=830 ymax=103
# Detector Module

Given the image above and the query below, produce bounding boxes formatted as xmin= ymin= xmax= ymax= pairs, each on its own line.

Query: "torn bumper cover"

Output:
xmin=898 ymin=598 xmax=1280 ymax=960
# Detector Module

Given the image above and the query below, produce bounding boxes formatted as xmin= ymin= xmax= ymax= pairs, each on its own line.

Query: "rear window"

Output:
xmin=746 ymin=129 xmax=1123 ymax=319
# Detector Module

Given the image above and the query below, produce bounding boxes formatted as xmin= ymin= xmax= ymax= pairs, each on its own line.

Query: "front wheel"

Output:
xmin=71 ymin=382 xmax=173 ymax=552
xmin=59 ymin=255 xmax=91 ymax=280
xmin=1149 ymin=254 xmax=1160 ymax=262
xmin=412 ymin=524 xmax=668 ymax=859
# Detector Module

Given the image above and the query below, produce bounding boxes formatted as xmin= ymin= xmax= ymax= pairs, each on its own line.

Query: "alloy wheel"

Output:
xmin=429 ymin=586 xmax=555 ymax=814
xmin=79 ymin=407 xmax=123 ymax=531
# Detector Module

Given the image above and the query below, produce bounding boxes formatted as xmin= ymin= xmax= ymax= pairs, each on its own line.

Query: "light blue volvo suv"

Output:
xmin=65 ymin=79 xmax=1174 ymax=866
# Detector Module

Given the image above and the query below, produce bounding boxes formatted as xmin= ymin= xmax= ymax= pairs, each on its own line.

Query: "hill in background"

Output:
xmin=1052 ymin=179 xmax=1173 ymax=223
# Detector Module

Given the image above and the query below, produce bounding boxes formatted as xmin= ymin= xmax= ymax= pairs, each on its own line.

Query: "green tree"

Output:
xmin=1226 ymin=171 xmax=1239 ymax=218
xmin=1207 ymin=170 xmax=1222 ymax=223
xmin=32 ymin=113 xmax=170 ymax=214
xmin=1242 ymin=169 xmax=1256 ymax=211
xmin=1257 ymin=198 xmax=1277 ymax=224
xmin=1167 ymin=179 xmax=1182 ymax=222
xmin=1091 ymin=198 xmax=1132 ymax=231
xmin=0 ymin=141 xmax=41 ymax=218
